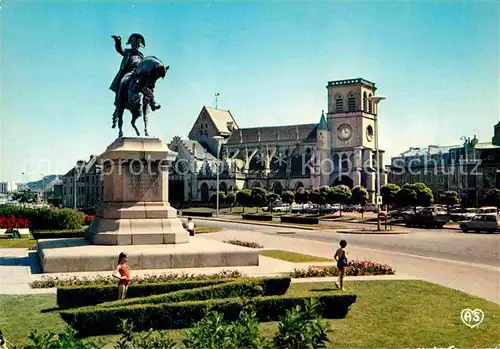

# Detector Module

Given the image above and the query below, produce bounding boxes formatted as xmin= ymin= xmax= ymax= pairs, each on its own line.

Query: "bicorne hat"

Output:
xmin=127 ymin=33 xmax=146 ymax=47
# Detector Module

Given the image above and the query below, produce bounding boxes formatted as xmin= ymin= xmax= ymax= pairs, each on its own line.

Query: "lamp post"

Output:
xmin=368 ymin=96 xmax=386 ymax=231
xmin=213 ymin=136 xmax=224 ymax=216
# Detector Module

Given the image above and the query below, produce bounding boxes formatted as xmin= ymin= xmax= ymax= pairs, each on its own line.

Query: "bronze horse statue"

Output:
xmin=112 ymin=56 xmax=168 ymax=138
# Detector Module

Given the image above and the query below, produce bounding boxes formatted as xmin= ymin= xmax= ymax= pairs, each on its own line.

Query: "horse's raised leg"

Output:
xmin=115 ymin=108 xmax=124 ymax=138
xmin=131 ymin=112 xmax=141 ymax=136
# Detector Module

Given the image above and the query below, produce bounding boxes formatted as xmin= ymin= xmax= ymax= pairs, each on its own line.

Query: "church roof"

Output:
xmin=204 ymin=107 xmax=238 ymax=134
xmin=181 ymin=139 xmax=216 ymax=160
xmin=225 ymin=123 xmax=318 ymax=145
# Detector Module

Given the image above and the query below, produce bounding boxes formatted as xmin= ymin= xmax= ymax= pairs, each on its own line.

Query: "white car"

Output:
xmin=460 ymin=214 xmax=499 ymax=233
xmin=272 ymin=204 xmax=290 ymax=212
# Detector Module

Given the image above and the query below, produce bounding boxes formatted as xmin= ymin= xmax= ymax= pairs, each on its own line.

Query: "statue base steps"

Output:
xmin=37 ymin=237 xmax=259 ymax=273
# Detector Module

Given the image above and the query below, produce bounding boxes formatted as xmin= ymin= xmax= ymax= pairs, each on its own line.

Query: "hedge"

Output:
xmin=0 ymin=205 xmax=84 ymax=230
xmin=32 ymin=230 xmax=85 ymax=240
xmin=181 ymin=211 xmax=213 ymax=217
xmin=281 ymin=215 xmax=319 ymax=224
xmin=98 ymin=277 xmax=291 ymax=309
xmin=60 ymin=293 xmax=357 ymax=336
xmin=242 ymin=214 xmax=273 ymax=221
xmin=57 ymin=279 xmax=233 ymax=309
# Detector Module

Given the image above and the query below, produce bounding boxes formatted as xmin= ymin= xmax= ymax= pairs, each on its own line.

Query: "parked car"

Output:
xmin=272 ymin=204 xmax=290 ymax=212
xmin=459 ymin=214 xmax=499 ymax=233
xmin=405 ymin=207 xmax=450 ymax=229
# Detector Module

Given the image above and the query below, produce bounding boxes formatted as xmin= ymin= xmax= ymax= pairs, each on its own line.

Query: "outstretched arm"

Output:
xmin=112 ymin=35 xmax=124 ymax=56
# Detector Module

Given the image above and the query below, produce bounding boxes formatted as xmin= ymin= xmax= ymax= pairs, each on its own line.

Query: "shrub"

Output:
xmin=31 ymin=269 xmax=244 ymax=288
xmin=273 ymin=299 xmax=330 ymax=349
xmin=60 ymin=293 xmax=356 ymax=336
xmin=223 ymin=240 xmax=264 ymax=249
xmin=290 ymin=260 xmax=395 ymax=278
xmin=242 ymin=213 xmax=273 ymax=221
xmin=24 ymin=327 xmax=99 ymax=349
xmin=0 ymin=205 xmax=84 ymax=230
xmin=57 ymin=279 xmax=233 ymax=309
xmin=32 ymin=230 xmax=85 ymax=240
xmin=98 ymin=277 xmax=290 ymax=308
xmin=280 ymin=215 xmax=319 ymax=224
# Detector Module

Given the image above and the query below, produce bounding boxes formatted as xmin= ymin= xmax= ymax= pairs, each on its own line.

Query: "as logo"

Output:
xmin=461 ymin=308 xmax=484 ymax=328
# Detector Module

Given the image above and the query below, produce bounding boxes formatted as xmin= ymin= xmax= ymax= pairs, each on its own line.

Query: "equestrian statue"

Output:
xmin=110 ymin=33 xmax=169 ymax=138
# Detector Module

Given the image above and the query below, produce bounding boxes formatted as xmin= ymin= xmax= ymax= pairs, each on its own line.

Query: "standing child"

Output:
xmin=334 ymin=240 xmax=348 ymax=290
xmin=186 ymin=217 xmax=195 ymax=236
xmin=112 ymin=252 xmax=131 ymax=300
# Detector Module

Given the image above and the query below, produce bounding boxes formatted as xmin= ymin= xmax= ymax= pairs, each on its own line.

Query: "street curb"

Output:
xmin=190 ymin=216 xmax=321 ymax=231
xmin=336 ymin=230 xmax=408 ymax=235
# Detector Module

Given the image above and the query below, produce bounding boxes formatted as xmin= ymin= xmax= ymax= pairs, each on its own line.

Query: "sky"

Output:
xmin=1 ymin=0 xmax=499 ymax=182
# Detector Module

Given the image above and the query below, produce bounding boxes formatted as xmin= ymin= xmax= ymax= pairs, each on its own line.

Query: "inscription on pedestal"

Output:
xmin=129 ymin=175 xmax=159 ymax=193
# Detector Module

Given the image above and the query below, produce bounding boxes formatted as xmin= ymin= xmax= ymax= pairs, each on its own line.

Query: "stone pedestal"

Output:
xmin=85 ymin=137 xmax=188 ymax=245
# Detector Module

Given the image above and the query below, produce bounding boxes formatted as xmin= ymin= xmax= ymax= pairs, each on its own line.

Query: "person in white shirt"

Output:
xmin=186 ymin=217 xmax=195 ymax=236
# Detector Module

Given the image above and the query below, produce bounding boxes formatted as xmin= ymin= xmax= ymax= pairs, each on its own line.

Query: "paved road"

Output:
xmin=196 ymin=219 xmax=500 ymax=267
xmin=194 ymin=219 xmax=500 ymax=304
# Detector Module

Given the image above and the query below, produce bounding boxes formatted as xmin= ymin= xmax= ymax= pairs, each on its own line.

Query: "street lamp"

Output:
xmin=213 ymin=136 xmax=224 ymax=216
xmin=368 ymin=96 xmax=386 ymax=231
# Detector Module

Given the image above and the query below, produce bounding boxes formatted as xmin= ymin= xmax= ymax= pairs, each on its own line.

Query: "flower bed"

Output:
xmin=223 ymin=240 xmax=263 ymax=248
xmin=0 ymin=216 xmax=31 ymax=237
xmin=30 ymin=270 xmax=244 ymax=288
xmin=290 ymin=260 xmax=395 ymax=278
xmin=0 ymin=205 xmax=84 ymax=230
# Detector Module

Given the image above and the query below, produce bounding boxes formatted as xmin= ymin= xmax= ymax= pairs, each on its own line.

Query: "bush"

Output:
xmin=60 ymin=293 xmax=356 ymax=336
xmin=0 ymin=205 xmax=84 ymax=230
xmin=98 ymin=277 xmax=290 ymax=309
xmin=242 ymin=214 xmax=273 ymax=221
xmin=31 ymin=270 xmax=244 ymax=288
xmin=290 ymin=260 xmax=395 ymax=278
xmin=57 ymin=279 xmax=233 ymax=309
xmin=223 ymin=240 xmax=264 ymax=249
xmin=32 ymin=230 xmax=85 ymax=240
xmin=280 ymin=215 xmax=319 ymax=224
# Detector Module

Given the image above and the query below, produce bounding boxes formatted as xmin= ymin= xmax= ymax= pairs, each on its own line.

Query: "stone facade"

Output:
xmin=62 ymin=155 xmax=104 ymax=209
xmin=387 ymin=123 xmax=500 ymax=207
xmin=168 ymin=78 xmax=387 ymax=204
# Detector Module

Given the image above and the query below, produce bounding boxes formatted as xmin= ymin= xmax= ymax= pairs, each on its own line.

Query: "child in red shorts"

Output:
xmin=112 ymin=252 xmax=131 ymax=300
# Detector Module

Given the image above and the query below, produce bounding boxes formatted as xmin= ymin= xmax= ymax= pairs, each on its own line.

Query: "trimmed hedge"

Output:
xmin=0 ymin=205 xmax=84 ymax=230
xmin=242 ymin=214 xmax=273 ymax=221
xmin=281 ymin=215 xmax=319 ymax=224
xmin=32 ymin=230 xmax=85 ymax=240
xmin=99 ymin=277 xmax=290 ymax=308
xmin=60 ymin=293 xmax=357 ymax=336
xmin=57 ymin=279 xmax=232 ymax=309
xmin=181 ymin=211 xmax=213 ymax=217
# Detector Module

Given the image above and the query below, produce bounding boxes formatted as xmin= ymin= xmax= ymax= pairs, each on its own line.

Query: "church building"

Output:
xmin=168 ymin=78 xmax=387 ymax=205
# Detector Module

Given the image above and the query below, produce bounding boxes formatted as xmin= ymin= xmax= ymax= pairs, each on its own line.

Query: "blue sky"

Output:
xmin=1 ymin=0 xmax=499 ymax=182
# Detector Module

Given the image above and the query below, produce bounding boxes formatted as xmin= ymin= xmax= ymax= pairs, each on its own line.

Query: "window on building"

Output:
xmin=348 ymin=93 xmax=356 ymax=111
xmin=335 ymin=94 xmax=343 ymax=112
xmin=363 ymin=92 xmax=367 ymax=111
xmin=368 ymin=93 xmax=373 ymax=113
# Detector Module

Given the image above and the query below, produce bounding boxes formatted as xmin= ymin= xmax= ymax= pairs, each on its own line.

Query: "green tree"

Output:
xmin=330 ymin=185 xmax=352 ymax=216
xmin=236 ymin=189 xmax=252 ymax=213
xmin=413 ymin=182 xmax=434 ymax=207
xmin=265 ymin=192 xmax=281 ymax=212
xmin=294 ymin=188 xmax=310 ymax=213
xmin=251 ymin=187 xmax=268 ymax=212
xmin=281 ymin=191 xmax=295 ymax=213
xmin=11 ymin=188 xmax=38 ymax=204
xmin=350 ymin=186 xmax=369 ymax=206
xmin=438 ymin=191 xmax=460 ymax=213
xmin=381 ymin=184 xmax=400 ymax=207
xmin=395 ymin=184 xmax=417 ymax=209
xmin=483 ymin=188 xmax=500 ymax=209
xmin=226 ymin=192 xmax=236 ymax=212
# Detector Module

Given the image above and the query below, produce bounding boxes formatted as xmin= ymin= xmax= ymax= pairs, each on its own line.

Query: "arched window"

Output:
xmin=341 ymin=154 xmax=349 ymax=169
xmin=219 ymin=182 xmax=227 ymax=194
xmin=272 ymin=182 xmax=283 ymax=195
xmin=368 ymin=93 xmax=373 ymax=114
xmin=348 ymin=93 xmax=356 ymax=112
xmin=200 ymin=183 xmax=209 ymax=201
xmin=349 ymin=153 xmax=355 ymax=169
xmin=294 ymin=181 xmax=304 ymax=191
xmin=335 ymin=94 xmax=343 ymax=112
xmin=332 ymin=154 xmax=340 ymax=170
xmin=363 ymin=92 xmax=367 ymax=111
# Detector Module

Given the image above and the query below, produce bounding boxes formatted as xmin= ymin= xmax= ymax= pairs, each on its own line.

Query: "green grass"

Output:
xmin=260 ymin=250 xmax=334 ymax=262
xmin=182 ymin=207 xmax=215 ymax=213
xmin=0 ymin=238 xmax=37 ymax=248
xmin=1 ymin=281 xmax=499 ymax=348
xmin=194 ymin=225 xmax=222 ymax=234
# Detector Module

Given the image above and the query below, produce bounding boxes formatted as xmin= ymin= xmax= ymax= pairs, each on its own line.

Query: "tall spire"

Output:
xmin=318 ymin=110 xmax=328 ymax=131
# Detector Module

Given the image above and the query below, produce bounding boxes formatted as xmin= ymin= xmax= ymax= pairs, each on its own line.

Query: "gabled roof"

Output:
xmin=204 ymin=107 xmax=238 ymax=134
xmin=225 ymin=123 xmax=318 ymax=145
xmin=181 ymin=139 xmax=216 ymax=160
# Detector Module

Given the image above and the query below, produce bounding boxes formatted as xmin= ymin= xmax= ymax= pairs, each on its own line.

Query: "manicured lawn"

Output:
xmin=1 ymin=281 xmax=498 ymax=348
xmin=195 ymin=225 xmax=222 ymax=234
xmin=0 ymin=238 xmax=36 ymax=248
xmin=260 ymin=249 xmax=334 ymax=263
xmin=181 ymin=207 xmax=215 ymax=213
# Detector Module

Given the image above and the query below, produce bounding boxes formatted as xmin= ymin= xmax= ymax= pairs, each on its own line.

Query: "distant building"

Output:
xmin=0 ymin=181 xmax=18 ymax=194
xmin=387 ymin=122 xmax=500 ymax=207
xmin=62 ymin=155 xmax=103 ymax=208
xmin=168 ymin=78 xmax=388 ymax=205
